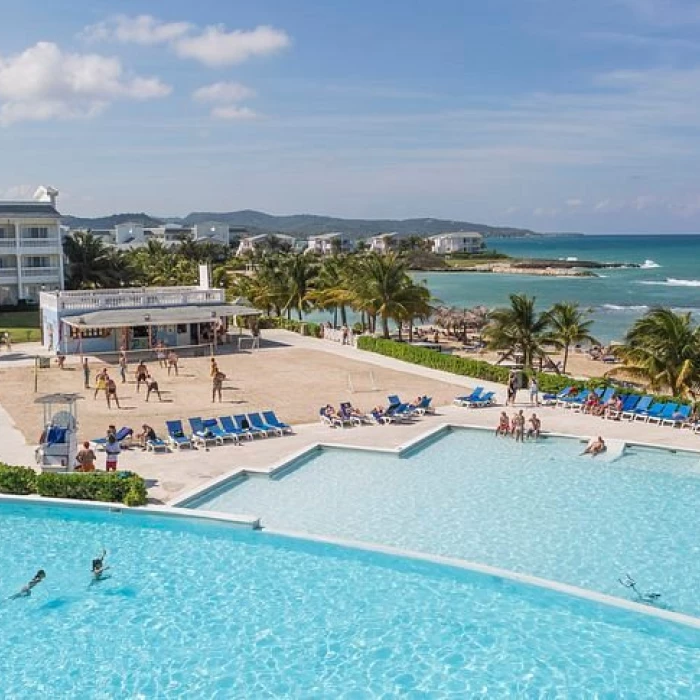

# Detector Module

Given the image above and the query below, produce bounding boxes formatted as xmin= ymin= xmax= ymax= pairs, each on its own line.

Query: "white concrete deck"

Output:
xmin=1 ymin=329 xmax=698 ymax=504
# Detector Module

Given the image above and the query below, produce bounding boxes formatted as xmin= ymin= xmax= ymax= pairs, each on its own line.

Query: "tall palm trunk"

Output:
xmin=562 ymin=344 xmax=570 ymax=373
xmin=381 ymin=315 xmax=390 ymax=339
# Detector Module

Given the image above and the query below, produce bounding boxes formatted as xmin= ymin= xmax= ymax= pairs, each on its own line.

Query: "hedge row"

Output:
xmin=0 ymin=466 xmax=148 ymax=506
xmin=258 ymin=316 xmax=323 ymax=338
xmin=355 ymin=337 xmax=692 ymax=404
xmin=356 ymin=336 xmax=579 ymax=393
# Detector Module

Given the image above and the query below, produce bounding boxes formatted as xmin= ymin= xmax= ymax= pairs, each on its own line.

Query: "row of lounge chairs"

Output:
xmin=320 ymin=396 xmax=435 ymax=428
xmin=166 ymin=412 xmax=293 ymax=449
xmin=453 ymin=387 xmax=496 ymax=408
xmin=545 ymin=386 xmax=696 ymax=428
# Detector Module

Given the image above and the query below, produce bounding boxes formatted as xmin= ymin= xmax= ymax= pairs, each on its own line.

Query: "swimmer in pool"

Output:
xmin=91 ymin=549 xmax=110 ymax=583
xmin=582 ymin=436 xmax=606 ymax=457
xmin=9 ymin=569 xmax=45 ymax=599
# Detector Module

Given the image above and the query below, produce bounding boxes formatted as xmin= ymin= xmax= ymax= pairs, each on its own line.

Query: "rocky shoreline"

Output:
xmin=411 ymin=258 xmax=639 ymax=277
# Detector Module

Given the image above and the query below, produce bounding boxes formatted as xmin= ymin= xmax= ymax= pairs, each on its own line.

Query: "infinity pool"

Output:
xmin=0 ymin=501 xmax=699 ymax=697
xmin=191 ymin=428 xmax=700 ymax=617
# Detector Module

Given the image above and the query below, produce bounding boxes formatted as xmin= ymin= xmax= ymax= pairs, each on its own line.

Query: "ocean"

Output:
xmin=414 ymin=234 xmax=700 ymax=342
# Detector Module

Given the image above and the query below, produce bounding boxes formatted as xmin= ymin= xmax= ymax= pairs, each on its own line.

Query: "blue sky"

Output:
xmin=3 ymin=0 xmax=700 ymax=232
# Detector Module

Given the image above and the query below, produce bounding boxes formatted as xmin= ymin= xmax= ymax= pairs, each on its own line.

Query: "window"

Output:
xmin=24 ymin=256 xmax=50 ymax=268
xmin=23 ymin=227 xmax=48 ymax=239
xmin=70 ymin=327 xmax=110 ymax=339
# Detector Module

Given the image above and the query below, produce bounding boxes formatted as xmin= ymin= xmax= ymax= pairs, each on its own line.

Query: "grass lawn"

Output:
xmin=0 ymin=310 xmax=41 ymax=343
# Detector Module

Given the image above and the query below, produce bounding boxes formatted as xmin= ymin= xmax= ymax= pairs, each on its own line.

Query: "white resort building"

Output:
xmin=0 ymin=187 xmax=64 ymax=305
xmin=368 ymin=232 xmax=404 ymax=253
xmin=236 ymin=233 xmax=297 ymax=256
xmin=429 ymin=231 xmax=485 ymax=255
xmin=306 ymin=232 xmax=354 ymax=255
xmin=40 ymin=271 xmax=260 ymax=354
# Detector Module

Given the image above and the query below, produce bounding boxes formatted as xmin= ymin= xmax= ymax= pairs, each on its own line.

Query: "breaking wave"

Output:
xmin=640 ymin=259 xmax=661 ymax=269
xmin=601 ymin=304 xmax=650 ymax=312
xmin=638 ymin=278 xmax=700 ymax=287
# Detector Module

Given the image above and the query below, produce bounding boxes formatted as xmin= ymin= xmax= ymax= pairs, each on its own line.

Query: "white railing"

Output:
xmin=41 ymin=286 xmax=226 ymax=312
xmin=19 ymin=238 xmax=61 ymax=248
xmin=321 ymin=327 xmax=356 ymax=346
xmin=22 ymin=266 xmax=60 ymax=278
xmin=0 ymin=238 xmax=16 ymax=246
xmin=0 ymin=267 xmax=18 ymax=277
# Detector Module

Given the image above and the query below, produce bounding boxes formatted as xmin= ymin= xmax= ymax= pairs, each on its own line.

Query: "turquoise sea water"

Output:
xmin=307 ymin=234 xmax=700 ymax=341
xmin=418 ymin=234 xmax=700 ymax=342
xmin=193 ymin=428 xmax=700 ymax=619
xmin=0 ymin=501 xmax=699 ymax=698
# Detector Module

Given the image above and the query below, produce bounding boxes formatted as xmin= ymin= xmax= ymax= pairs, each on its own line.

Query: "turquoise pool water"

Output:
xmin=0 ymin=501 xmax=699 ymax=697
xmin=192 ymin=428 xmax=700 ymax=618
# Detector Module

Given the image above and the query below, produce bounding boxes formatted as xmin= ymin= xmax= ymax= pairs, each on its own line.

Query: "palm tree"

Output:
xmin=484 ymin=293 xmax=550 ymax=368
xmin=351 ymin=252 xmax=431 ymax=339
xmin=280 ymin=253 xmax=318 ymax=320
xmin=544 ymin=302 xmax=598 ymax=373
xmin=63 ymin=231 xmax=128 ymax=289
xmin=610 ymin=307 xmax=700 ymax=398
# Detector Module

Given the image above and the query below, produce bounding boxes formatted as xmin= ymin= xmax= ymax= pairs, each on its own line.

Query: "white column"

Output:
xmin=14 ymin=218 xmax=22 ymax=301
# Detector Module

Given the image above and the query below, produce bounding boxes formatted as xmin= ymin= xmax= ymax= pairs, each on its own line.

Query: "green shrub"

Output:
xmin=36 ymin=471 xmax=148 ymax=506
xmin=0 ymin=465 xmax=38 ymax=495
xmin=258 ymin=316 xmax=323 ymax=337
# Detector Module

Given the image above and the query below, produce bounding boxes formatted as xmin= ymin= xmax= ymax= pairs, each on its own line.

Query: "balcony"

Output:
xmin=41 ymin=286 xmax=226 ymax=312
xmin=0 ymin=267 xmax=18 ymax=280
xmin=0 ymin=238 xmax=17 ymax=247
xmin=19 ymin=238 xmax=61 ymax=248
xmin=21 ymin=266 xmax=61 ymax=279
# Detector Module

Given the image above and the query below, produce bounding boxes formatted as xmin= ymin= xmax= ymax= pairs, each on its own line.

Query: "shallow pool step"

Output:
xmin=599 ymin=439 xmax=626 ymax=462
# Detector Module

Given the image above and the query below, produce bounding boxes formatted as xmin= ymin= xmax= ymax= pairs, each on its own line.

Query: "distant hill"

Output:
xmin=181 ymin=210 xmax=539 ymax=238
xmin=62 ymin=213 xmax=164 ymax=229
xmin=62 ymin=209 xmax=539 ymax=238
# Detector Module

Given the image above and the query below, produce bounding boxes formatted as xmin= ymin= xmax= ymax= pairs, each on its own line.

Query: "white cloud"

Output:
xmin=211 ymin=105 xmax=258 ymax=120
xmin=594 ymin=199 xmax=611 ymax=210
xmin=0 ymin=42 xmax=170 ymax=126
xmin=193 ymin=82 xmax=256 ymax=103
xmin=175 ymin=25 xmax=290 ymax=67
xmin=566 ymin=198 xmax=583 ymax=207
xmin=82 ymin=14 xmax=192 ymax=45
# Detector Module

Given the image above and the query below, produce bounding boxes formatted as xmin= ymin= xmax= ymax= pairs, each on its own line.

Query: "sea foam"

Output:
xmin=640 ymin=259 xmax=661 ymax=269
xmin=639 ymin=278 xmax=700 ymax=287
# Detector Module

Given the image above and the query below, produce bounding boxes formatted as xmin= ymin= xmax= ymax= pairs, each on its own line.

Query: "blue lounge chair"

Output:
xmin=625 ymin=395 xmax=652 ymax=420
xmin=411 ymin=396 xmax=434 ymax=415
xmin=385 ymin=402 xmax=415 ymax=420
xmin=661 ymin=404 xmax=691 ymax=427
xmin=248 ymin=412 xmax=283 ymax=436
xmin=543 ymin=386 xmax=572 ymax=406
xmin=605 ymin=394 xmax=634 ymax=420
xmin=188 ymin=417 xmax=222 ymax=446
xmin=563 ymin=389 xmax=590 ymax=409
xmin=453 ymin=387 xmax=484 ymax=406
xmin=647 ymin=403 xmax=677 ymax=425
xmin=338 ymin=403 xmax=362 ymax=427
xmin=220 ymin=415 xmax=254 ymax=440
xmin=165 ymin=420 xmax=192 ymax=450
xmin=234 ymin=413 xmax=267 ymax=437
xmin=262 ymin=410 xmax=293 ymax=434
xmin=202 ymin=418 xmax=238 ymax=443
xmin=635 ymin=401 xmax=666 ymax=423
xmin=146 ymin=435 xmax=168 ymax=452
xmin=92 ymin=426 xmax=133 ymax=450
xmin=468 ymin=391 xmax=495 ymax=407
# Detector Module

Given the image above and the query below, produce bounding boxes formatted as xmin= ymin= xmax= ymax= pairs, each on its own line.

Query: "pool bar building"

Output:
xmin=39 ymin=284 xmax=260 ymax=354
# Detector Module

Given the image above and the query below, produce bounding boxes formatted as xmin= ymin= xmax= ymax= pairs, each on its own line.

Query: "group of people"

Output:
xmin=506 ymin=372 xmax=542 ymax=407
xmin=8 ymin=550 xmax=109 ymax=600
xmin=495 ymin=410 xmax=541 ymax=442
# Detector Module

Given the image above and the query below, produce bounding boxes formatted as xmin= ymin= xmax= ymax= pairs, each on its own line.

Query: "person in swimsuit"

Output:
xmin=75 ymin=441 xmax=96 ymax=472
xmin=135 ymin=362 xmax=148 ymax=392
xmin=582 ymin=436 xmax=606 ymax=457
xmin=145 ymin=376 xmax=162 ymax=402
xmin=495 ymin=411 xmax=510 ymax=437
xmin=167 ymin=351 xmax=179 ymax=376
xmin=93 ymin=369 xmax=107 ymax=399
xmin=513 ymin=410 xmax=526 ymax=442
xmin=212 ymin=370 xmax=225 ymax=402
xmin=106 ymin=377 xmax=120 ymax=409
xmin=105 ymin=435 xmax=121 ymax=472
xmin=91 ymin=550 xmax=109 ymax=583
xmin=9 ymin=570 xmax=45 ymax=599
xmin=527 ymin=413 xmax=541 ymax=440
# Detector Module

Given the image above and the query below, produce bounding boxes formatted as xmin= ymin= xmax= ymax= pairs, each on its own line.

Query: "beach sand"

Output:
xmin=0 ymin=343 xmax=466 ymax=446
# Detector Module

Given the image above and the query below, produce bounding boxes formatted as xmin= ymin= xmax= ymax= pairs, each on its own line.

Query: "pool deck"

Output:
xmin=1 ymin=329 xmax=698 ymax=504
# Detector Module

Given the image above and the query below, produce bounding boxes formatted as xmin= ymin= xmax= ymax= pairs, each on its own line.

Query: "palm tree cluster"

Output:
xmin=234 ymin=251 xmax=433 ymax=337
xmin=63 ymin=232 xmax=233 ymax=289
xmin=610 ymin=307 xmax=700 ymax=398
xmin=484 ymin=294 xmax=598 ymax=373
